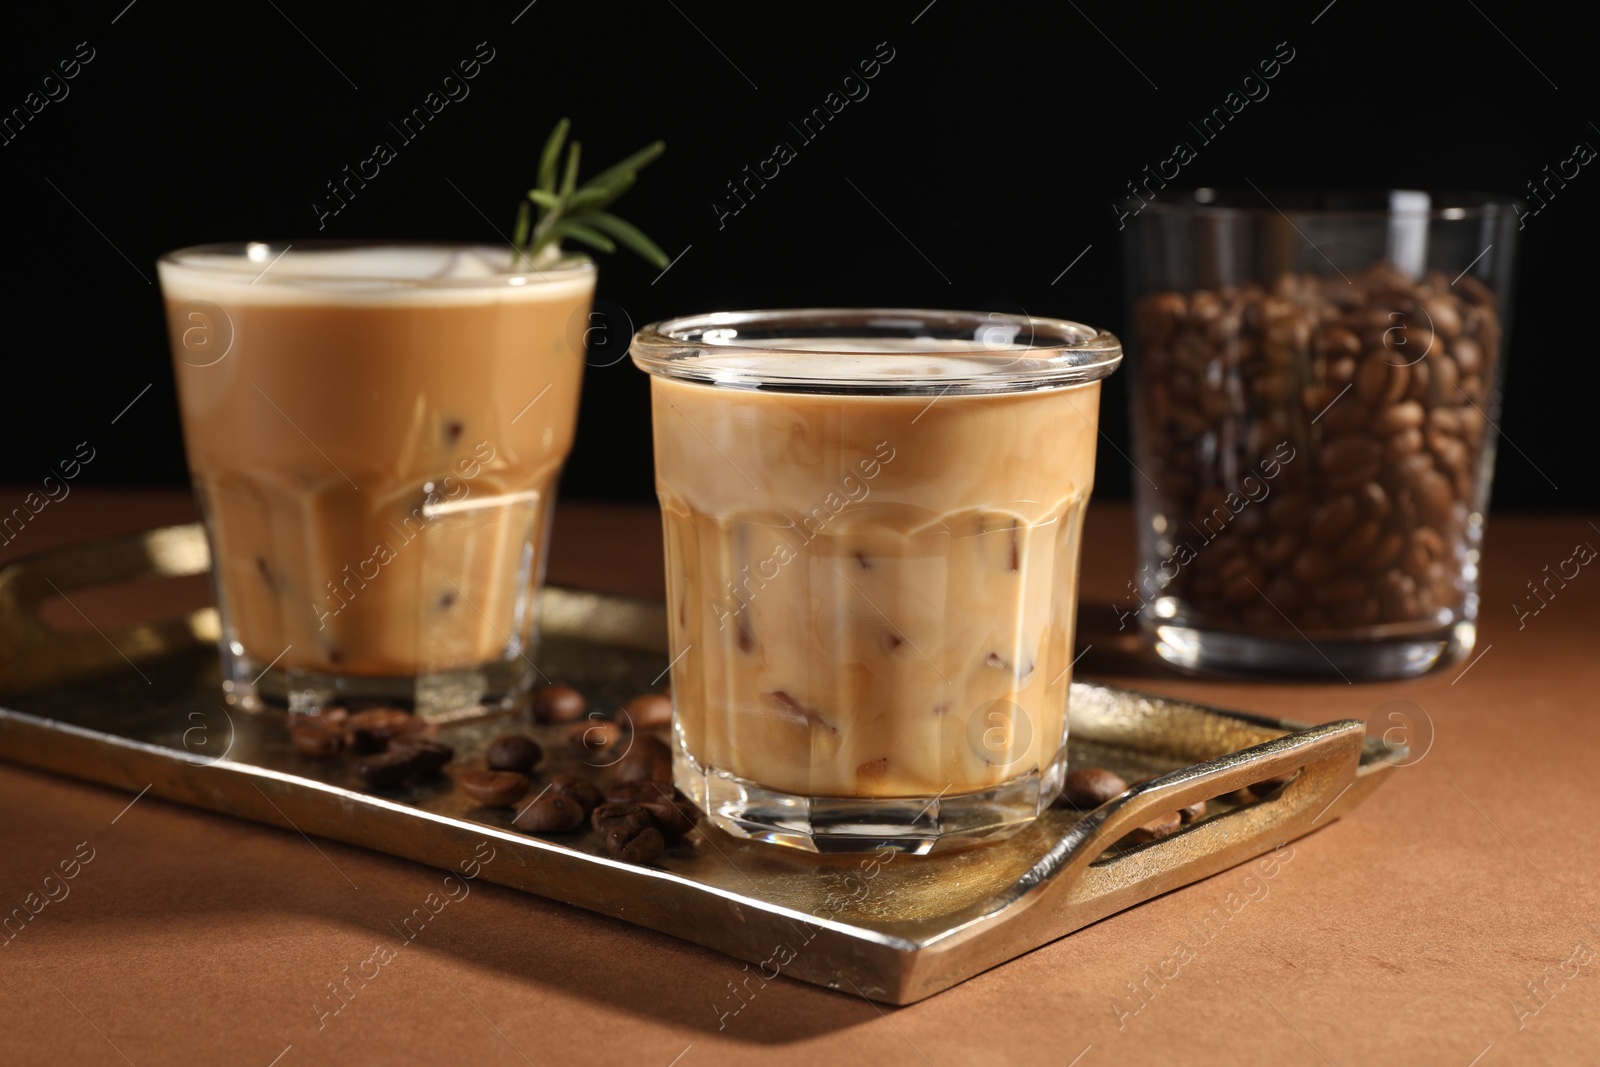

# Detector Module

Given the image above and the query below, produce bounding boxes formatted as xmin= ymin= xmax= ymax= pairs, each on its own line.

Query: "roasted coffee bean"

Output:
xmin=394 ymin=738 xmax=453 ymax=775
xmin=623 ymin=692 xmax=674 ymax=730
xmin=1364 ymin=531 xmax=1406 ymax=574
xmin=1356 ymin=481 xmax=1391 ymax=521
xmin=603 ymin=779 xmax=690 ymax=831
xmin=612 ymin=734 xmax=674 ymax=783
xmin=1291 ymin=548 xmax=1334 ymax=585
xmin=1427 ymin=351 xmax=1459 ymax=406
xmin=355 ymin=747 xmax=425 ymax=788
xmin=547 ymin=773 xmax=603 ymax=815
xmin=591 ymin=802 xmax=658 ymax=837
xmin=513 ymin=790 xmax=585 ymax=833
xmin=1385 ymin=427 xmax=1424 ymax=462
xmin=1121 ymin=811 xmax=1182 ymax=846
xmin=605 ymin=824 xmax=666 ymax=865
xmin=485 ymin=735 xmax=542 ymax=774
xmin=289 ymin=718 xmax=344 ymax=757
xmin=1334 ymin=520 xmax=1382 ymax=568
xmin=458 ymin=769 xmax=531 ymax=807
xmin=1372 ymin=400 xmax=1425 ymax=435
xmin=1318 ymin=436 xmax=1382 ymax=481
xmin=568 ymin=718 xmax=622 ymax=752
xmin=639 ymin=795 xmax=696 ymax=840
xmin=1058 ymin=767 xmax=1127 ymax=810
xmin=1308 ymin=494 xmax=1359 ymax=547
xmin=1403 ymin=527 xmax=1446 ymax=580
xmin=346 ymin=708 xmax=423 ymax=753
xmin=531 ymin=684 xmax=587 ymax=724
xmin=1315 ymin=324 xmax=1361 ymax=358
xmin=1178 ymin=800 xmax=1207 ymax=824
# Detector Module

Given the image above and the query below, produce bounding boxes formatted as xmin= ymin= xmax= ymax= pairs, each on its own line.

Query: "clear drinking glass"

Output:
xmin=630 ymin=309 xmax=1122 ymax=853
xmin=158 ymin=242 xmax=595 ymax=720
xmin=1121 ymin=191 xmax=1519 ymax=679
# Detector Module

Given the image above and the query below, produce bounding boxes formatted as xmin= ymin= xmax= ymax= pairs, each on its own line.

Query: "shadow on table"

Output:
xmin=0 ymin=762 xmax=887 ymax=1046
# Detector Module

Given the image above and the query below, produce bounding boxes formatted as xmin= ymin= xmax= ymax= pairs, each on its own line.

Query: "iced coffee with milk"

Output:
xmin=631 ymin=309 xmax=1122 ymax=852
xmin=158 ymin=243 xmax=594 ymax=717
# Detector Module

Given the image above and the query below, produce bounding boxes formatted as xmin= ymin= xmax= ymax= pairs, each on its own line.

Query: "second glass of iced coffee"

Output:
xmin=631 ymin=309 xmax=1122 ymax=852
xmin=159 ymin=242 xmax=595 ymax=720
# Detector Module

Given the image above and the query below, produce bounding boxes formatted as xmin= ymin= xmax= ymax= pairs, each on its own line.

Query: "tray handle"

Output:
xmin=1047 ymin=718 xmax=1368 ymax=912
xmin=0 ymin=523 xmax=216 ymax=692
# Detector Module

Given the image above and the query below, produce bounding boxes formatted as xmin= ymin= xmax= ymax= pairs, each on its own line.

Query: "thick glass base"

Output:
xmin=223 ymin=641 xmax=531 ymax=724
xmin=1147 ymin=618 xmax=1476 ymax=681
xmin=674 ymin=731 xmax=1065 ymax=855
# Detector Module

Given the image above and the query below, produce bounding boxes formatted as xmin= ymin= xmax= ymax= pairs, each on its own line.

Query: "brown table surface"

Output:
xmin=2 ymin=488 xmax=1597 ymax=1067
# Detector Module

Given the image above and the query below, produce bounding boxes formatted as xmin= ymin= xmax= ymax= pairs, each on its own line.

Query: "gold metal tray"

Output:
xmin=0 ymin=524 xmax=1400 ymax=1004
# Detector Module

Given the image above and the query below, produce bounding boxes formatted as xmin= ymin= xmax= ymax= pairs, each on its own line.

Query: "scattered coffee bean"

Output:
xmin=603 ymin=778 xmax=693 ymax=835
xmin=458 ymin=769 xmax=531 ymax=807
xmin=639 ymin=795 xmax=696 ymax=840
xmin=1058 ymin=767 xmax=1128 ymax=810
xmin=346 ymin=707 xmax=423 ymax=753
xmin=288 ymin=717 xmax=344 ymax=757
xmin=394 ymin=738 xmax=453 ymax=775
xmin=532 ymin=684 xmax=587 ymax=724
xmin=513 ymin=791 xmax=585 ymax=833
xmin=355 ymin=747 xmax=425 ymax=789
xmin=1178 ymin=800 xmax=1207 ymax=824
xmin=1121 ymin=810 xmax=1182 ymax=846
xmin=612 ymin=734 xmax=673 ymax=783
xmin=623 ymin=692 xmax=673 ymax=730
xmin=547 ymin=773 xmax=602 ymax=816
xmin=605 ymin=824 xmax=665 ymax=865
xmin=568 ymin=718 xmax=622 ymax=752
xmin=485 ymin=735 xmax=542 ymax=774
xmin=591 ymin=802 xmax=656 ymax=838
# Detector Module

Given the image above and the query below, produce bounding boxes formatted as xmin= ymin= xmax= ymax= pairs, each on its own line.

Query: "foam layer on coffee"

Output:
xmin=159 ymin=244 xmax=593 ymax=305
xmin=677 ymin=336 xmax=1061 ymax=388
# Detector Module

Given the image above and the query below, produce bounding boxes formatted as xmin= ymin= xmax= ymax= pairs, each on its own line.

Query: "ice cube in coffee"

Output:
xmin=630 ymin=309 xmax=1122 ymax=852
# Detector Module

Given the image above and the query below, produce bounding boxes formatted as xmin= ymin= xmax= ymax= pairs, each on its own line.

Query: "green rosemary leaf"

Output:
xmin=511 ymin=201 xmax=531 ymax=261
xmin=581 ymin=168 xmax=636 ymax=203
xmin=525 ymin=188 xmax=562 ymax=211
xmin=511 ymin=120 xmax=665 ymax=267
xmin=538 ymin=118 xmax=569 ymax=195
xmin=586 ymin=212 xmax=669 ymax=269
xmin=560 ymin=142 xmax=581 ymax=198
xmin=550 ymin=218 xmax=616 ymax=254
xmin=587 ymin=141 xmax=665 ymax=191
xmin=565 ymin=187 xmax=612 ymax=212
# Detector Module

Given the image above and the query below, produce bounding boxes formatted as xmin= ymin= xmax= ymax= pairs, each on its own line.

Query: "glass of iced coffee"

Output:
xmin=158 ymin=242 xmax=594 ymax=720
xmin=631 ymin=309 xmax=1121 ymax=852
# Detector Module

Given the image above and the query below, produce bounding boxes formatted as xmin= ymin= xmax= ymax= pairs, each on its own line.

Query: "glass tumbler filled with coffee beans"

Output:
xmin=1121 ymin=190 xmax=1519 ymax=679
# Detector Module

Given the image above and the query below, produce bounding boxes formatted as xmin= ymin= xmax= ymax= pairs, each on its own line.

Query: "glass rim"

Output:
xmin=1141 ymin=188 xmax=1522 ymax=221
xmin=156 ymin=239 xmax=594 ymax=288
xmin=629 ymin=307 xmax=1122 ymax=394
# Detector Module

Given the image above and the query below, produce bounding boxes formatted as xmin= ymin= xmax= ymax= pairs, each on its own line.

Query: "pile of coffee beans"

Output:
xmin=1057 ymin=764 xmax=1298 ymax=847
xmin=483 ymin=683 xmax=691 ymax=866
xmin=285 ymin=706 xmax=455 ymax=788
xmin=1131 ymin=264 xmax=1501 ymax=633
xmin=282 ymin=682 xmax=687 ymax=866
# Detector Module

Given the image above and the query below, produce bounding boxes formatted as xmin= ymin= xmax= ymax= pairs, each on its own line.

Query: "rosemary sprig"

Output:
xmin=512 ymin=118 xmax=668 ymax=270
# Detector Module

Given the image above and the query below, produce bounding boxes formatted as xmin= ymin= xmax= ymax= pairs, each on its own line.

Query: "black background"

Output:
xmin=2 ymin=0 xmax=1592 ymax=508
